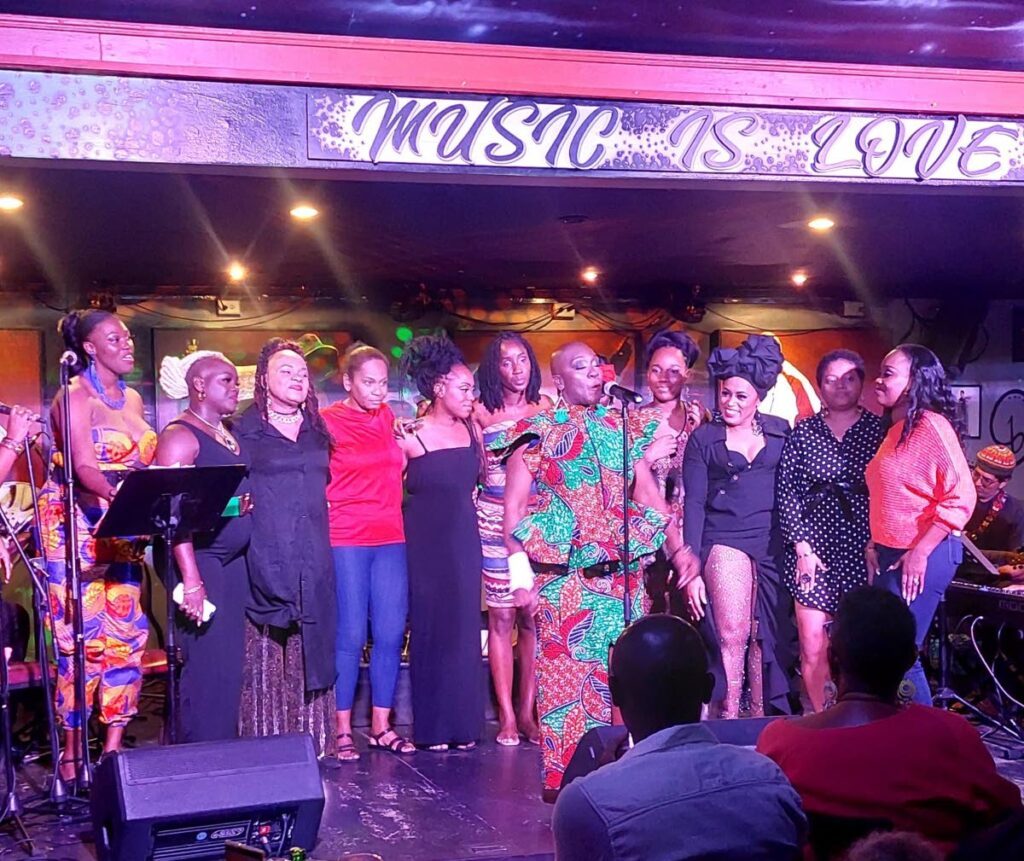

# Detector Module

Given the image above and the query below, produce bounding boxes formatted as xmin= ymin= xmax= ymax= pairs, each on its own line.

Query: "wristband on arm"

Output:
xmin=507 ymin=551 xmax=536 ymax=592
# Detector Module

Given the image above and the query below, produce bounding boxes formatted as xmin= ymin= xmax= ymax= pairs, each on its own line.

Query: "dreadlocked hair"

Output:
xmin=890 ymin=343 xmax=966 ymax=450
xmin=254 ymin=337 xmax=331 ymax=445
xmin=477 ymin=332 xmax=542 ymax=413
xmin=399 ymin=334 xmax=465 ymax=401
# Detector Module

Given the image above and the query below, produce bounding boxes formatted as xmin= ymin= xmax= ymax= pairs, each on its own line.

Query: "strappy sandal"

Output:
xmin=452 ymin=741 xmax=477 ymax=751
xmin=367 ymin=728 xmax=415 ymax=755
xmin=336 ymin=732 xmax=360 ymax=762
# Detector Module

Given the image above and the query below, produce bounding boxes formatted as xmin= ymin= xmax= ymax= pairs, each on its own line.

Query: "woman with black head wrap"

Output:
xmin=677 ymin=334 xmax=795 ymax=718
xmin=397 ymin=335 xmax=485 ymax=750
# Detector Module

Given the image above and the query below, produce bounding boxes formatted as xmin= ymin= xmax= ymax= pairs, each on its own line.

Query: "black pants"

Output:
xmin=177 ymin=545 xmax=250 ymax=743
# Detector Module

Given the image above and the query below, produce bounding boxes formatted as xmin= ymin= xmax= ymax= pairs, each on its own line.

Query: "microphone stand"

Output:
xmin=59 ymin=361 xmax=93 ymax=791
xmin=617 ymin=397 xmax=632 ymax=628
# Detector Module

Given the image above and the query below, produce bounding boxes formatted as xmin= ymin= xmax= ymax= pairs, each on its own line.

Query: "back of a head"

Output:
xmin=847 ymin=831 xmax=942 ymax=861
xmin=610 ymin=615 xmax=709 ymax=726
xmin=831 ymin=588 xmax=917 ymax=699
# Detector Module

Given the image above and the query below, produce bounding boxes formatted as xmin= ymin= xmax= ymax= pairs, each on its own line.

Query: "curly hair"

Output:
xmin=399 ymin=334 xmax=465 ymax=402
xmin=644 ymin=328 xmax=700 ymax=370
xmin=57 ymin=308 xmax=117 ymax=377
xmin=889 ymin=343 xmax=966 ymax=449
xmin=477 ymin=332 xmax=542 ymax=413
xmin=254 ymin=337 xmax=331 ymax=443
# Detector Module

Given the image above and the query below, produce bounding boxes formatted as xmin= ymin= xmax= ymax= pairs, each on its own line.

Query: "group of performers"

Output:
xmin=3 ymin=306 xmax=1023 ymax=803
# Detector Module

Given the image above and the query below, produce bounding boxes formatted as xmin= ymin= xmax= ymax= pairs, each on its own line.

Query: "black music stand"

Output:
xmin=95 ymin=465 xmax=245 ymax=746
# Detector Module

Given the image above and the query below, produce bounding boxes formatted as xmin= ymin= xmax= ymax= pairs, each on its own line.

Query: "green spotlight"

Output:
xmin=391 ymin=346 xmax=404 ymax=359
xmin=395 ymin=326 xmax=414 ymax=343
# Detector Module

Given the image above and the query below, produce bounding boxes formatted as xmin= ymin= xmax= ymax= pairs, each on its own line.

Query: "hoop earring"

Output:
xmin=752 ymin=412 xmax=764 ymax=437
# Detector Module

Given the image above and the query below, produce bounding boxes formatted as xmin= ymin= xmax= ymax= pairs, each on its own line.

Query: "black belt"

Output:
xmin=536 ymin=560 xmax=624 ymax=580
xmin=804 ymin=480 xmax=866 ymax=521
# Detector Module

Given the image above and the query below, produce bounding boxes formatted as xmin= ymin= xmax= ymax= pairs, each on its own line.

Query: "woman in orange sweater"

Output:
xmin=865 ymin=344 xmax=975 ymax=705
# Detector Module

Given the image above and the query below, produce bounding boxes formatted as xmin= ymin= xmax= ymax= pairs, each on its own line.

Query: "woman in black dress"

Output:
xmin=236 ymin=339 xmax=337 ymax=758
xmin=776 ymin=350 xmax=885 ymax=712
xmin=679 ymin=335 xmax=792 ymax=718
xmin=155 ymin=351 xmax=251 ymax=742
xmin=398 ymin=335 xmax=485 ymax=751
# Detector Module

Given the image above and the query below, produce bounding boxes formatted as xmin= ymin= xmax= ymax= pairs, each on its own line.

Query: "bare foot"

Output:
xmin=518 ymin=717 xmax=541 ymax=746
xmin=496 ymin=721 xmax=521 ymax=747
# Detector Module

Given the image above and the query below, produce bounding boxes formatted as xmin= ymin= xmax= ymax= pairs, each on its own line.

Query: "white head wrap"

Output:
xmin=158 ymin=350 xmax=230 ymax=400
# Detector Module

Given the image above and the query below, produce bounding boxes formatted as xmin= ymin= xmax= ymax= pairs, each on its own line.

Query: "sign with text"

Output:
xmin=308 ymin=91 xmax=1024 ymax=184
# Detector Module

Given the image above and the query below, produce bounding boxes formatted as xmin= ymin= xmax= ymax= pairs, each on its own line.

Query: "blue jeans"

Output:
xmin=873 ymin=534 xmax=962 ymax=705
xmin=333 ymin=543 xmax=409 ymax=711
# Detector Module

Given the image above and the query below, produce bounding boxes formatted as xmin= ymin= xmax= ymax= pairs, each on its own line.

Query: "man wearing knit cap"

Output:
xmin=964 ymin=445 xmax=1024 ymax=554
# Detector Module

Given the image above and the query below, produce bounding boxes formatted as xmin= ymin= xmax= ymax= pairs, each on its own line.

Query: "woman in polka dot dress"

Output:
xmin=776 ymin=350 xmax=884 ymax=712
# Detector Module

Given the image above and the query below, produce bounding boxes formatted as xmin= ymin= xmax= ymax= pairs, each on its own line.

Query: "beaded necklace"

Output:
xmin=85 ymin=362 xmax=127 ymax=410
xmin=968 ymin=491 xmax=1007 ymax=543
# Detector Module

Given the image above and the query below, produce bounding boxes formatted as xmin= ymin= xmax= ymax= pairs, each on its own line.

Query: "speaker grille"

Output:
xmin=122 ymin=737 xmax=313 ymax=784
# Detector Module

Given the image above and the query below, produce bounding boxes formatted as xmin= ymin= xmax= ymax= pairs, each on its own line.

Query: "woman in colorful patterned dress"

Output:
xmin=473 ymin=333 xmax=551 ymax=747
xmin=40 ymin=309 xmax=155 ymax=781
xmin=499 ymin=341 xmax=685 ymax=799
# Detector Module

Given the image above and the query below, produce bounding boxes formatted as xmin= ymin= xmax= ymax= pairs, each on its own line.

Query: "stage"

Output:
xmin=1 ymin=704 xmax=1023 ymax=861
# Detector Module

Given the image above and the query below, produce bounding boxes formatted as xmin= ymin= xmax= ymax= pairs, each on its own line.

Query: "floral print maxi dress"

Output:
xmin=493 ymin=404 xmax=667 ymax=795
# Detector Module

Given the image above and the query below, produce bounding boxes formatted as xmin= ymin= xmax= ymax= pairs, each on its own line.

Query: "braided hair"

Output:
xmin=399 ymin=334 xmax=466 ymax=403
xmin=477 ymin=332 xmax=542 ymax=413
xmin=890 ymin=343 xmax=966 ymax=450
xmin=57 ymin=308 xmax=116 ymax=377
xmin=254 ymin=337 xmax=331 ymax=444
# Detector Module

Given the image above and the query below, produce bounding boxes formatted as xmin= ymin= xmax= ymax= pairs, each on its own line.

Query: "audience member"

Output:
xmin=553 ymin=614 xmax=806 ymax=861
xmin=758 ymin=587 xmax=1021 ymax=857
xmin=847 ymin=832 xmax=941 ymax=861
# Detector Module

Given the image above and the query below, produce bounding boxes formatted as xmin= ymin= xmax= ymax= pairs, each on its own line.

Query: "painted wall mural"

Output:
xmin=2 ymin=68 xmax=1024 ymax=186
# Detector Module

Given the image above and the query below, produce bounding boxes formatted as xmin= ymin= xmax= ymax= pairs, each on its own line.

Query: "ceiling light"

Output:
xmin=581 ymin=266 xmax=600 ymax=284
xmin=290 ymin=204 xmax=319 ymax=221
xmin=791 ymin=271 xmax=808 ymax=287
xmin=227 ymin=261 xmax=247 ymax=283
xmin=807 ymin=216 xmax=835 ymax=232
xmin=0 ymin=195 xmax=24 ymax=212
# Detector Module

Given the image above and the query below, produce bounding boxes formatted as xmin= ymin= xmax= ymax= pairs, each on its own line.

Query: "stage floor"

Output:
xmin=1 ymin=713 xmax=1023 ymax=860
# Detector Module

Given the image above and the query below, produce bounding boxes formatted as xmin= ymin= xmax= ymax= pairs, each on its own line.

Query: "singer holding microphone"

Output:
xmin=39 ymin=309 xmax=155 ymax=779
xmin=495 ymin=341 xmax=686 ymax=799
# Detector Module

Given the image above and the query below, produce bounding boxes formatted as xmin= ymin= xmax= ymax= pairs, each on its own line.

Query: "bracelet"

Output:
xmin=183 ymin=584 xmax=204 ymax=595
xmin=0 ymin=438 xmax=25 ymax=455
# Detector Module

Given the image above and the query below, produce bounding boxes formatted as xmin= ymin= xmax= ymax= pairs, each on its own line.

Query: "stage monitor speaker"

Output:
xmin=90 ymin=733 xmax=324 ymax=861
xmin=562 ymin=717 xmax=789 ymax=788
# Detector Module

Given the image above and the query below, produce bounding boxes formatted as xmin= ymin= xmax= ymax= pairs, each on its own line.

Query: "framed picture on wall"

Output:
xmin=951 ymin=384 xmax=982 ymax=439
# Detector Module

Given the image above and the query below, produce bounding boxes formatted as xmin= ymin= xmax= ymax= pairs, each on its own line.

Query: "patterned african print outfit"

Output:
xmin=39 ymin=426 xmax=156 ymax=728
xmin=493 ymin=404 xmax=667 ymax=794
xmin=478 ymin=419 xmax=518 ymax=609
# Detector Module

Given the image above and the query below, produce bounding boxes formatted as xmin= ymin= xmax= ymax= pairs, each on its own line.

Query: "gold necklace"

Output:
xmin=187 ymin=409 xmax=240 ymax=454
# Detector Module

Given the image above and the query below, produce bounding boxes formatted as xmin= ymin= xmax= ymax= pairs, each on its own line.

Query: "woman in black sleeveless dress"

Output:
xmin=399 ymin=336 xmax=485 ymax=750
xmin=156 ymin=352 xmax=251 ymax=742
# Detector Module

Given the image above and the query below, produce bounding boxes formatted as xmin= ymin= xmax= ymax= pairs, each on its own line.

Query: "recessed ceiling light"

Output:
xmin=807 ymin=216 xmax=835 ymax=232
xmin=791 ymin=271 xmax=808 ymax=287
xmin=0 ymin=195 xmax=24 ymax=212
xmin=227 ymin=261 xmax=247 ymax=282
xmin=290 ymin=204 xmax=319 ymax=221
xmin=581 ymin=266 xmax=600 ymax=284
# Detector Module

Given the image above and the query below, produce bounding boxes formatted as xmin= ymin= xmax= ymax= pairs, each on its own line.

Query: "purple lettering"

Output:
xmin=705 ymin=113 xmax=757 ymax=170
xmin=810 ymin=116 xmax=861 ymax=173
xmin=352 ymin=93 xmax=437 ymax=163
xmin=532 ymin=105 xmax=579 ymax=166
xmin=669 ymin=108 xmax=715 ymax=170
xmin=902 ymin=116 xmax=966 ymax=181
xmin=568 ymin=106 xmax=618 ymax=169
xmin=429 ymin=97 xmax=503 ymax=162
xmin=855 ymin=117 xmax=906 ymax=178
xmin=485 ymin=100 xmax=541 ymax=164
xmin=429 ymin=103 xmax=470 ymax=161
xmin=958 ymin=124 xmax=1017 ymax=178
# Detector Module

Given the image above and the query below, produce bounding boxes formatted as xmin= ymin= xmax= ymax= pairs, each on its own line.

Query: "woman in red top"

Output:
xmin=757 ymin=587 xmax=1020 ymax=857
xmin=321 ymin=346 xmax=414 ymax=761
xmin=864 ymin=344 xmax=975 ymax=705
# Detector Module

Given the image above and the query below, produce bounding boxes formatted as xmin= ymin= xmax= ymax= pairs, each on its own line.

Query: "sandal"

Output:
xmin=367 ymin=729 xmax=415 ymax=755
xmin=426 ymin=743 xmax=449 ymax=752
xmin=452 ymin=741 xmax=477 ymax=751
xmin=336 ymin=732 xmax=360 ymax=762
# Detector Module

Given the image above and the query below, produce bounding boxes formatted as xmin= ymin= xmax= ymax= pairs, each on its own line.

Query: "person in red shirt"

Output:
xmin=865 ymin=345 xmax=975 ymax=705
xmin=757 ymin=587 xmax=1021 ymax=858
xmin=321 ymin=345 xmax=414 ymax=761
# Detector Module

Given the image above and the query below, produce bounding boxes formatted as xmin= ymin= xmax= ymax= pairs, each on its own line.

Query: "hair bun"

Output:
xmin=400 ymin=334 xmax=464 ymax=400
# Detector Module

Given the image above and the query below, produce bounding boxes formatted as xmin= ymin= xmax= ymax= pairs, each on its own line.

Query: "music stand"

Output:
xmin=95 ymin=465 xmax=245 ymax=746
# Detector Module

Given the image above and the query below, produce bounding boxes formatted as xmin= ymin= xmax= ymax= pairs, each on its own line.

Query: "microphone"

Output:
xmin=0 ymin=403 xmax=43 ymax=423
xmin=59 ymin=350 xmax=79 ymax=367
xmin=603 ymin=380 xmax=643 ymax=404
